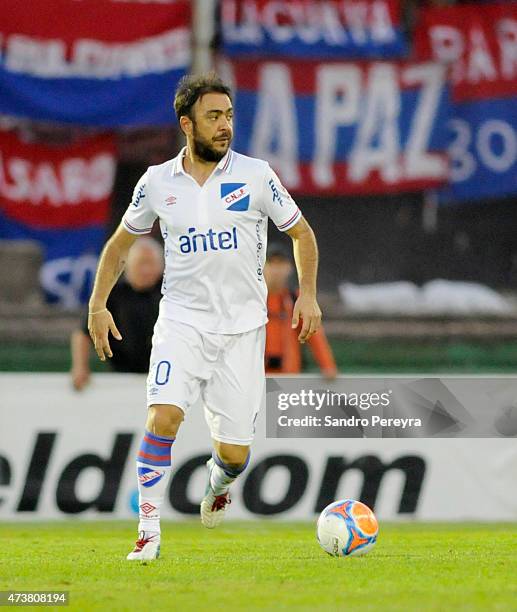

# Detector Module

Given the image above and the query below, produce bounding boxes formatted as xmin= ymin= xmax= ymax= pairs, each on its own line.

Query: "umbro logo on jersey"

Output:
xmin=165 ymin=195 xmax=176 ymax=206
xmin=221 ymin=183 xmax=250 ymax=211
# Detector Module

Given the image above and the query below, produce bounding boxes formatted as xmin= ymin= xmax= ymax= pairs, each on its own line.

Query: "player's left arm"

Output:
xmin=286 ymin=217 xmax=322 ymax=344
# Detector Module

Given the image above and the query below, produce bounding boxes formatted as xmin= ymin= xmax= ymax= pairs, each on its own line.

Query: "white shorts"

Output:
xmin=146 ymin=318 xmax=266 ymax=445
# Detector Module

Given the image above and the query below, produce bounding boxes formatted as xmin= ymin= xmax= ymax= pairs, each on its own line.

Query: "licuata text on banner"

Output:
xmin=0 ymin=0 xmax=191 ymax=126
xmin=225 ymin=59 xmax=449 ymax=195
xmin=221 ymin=0 xmax=407 ymax=59
xmin=415 ymin=3 xmax=517 ymax=202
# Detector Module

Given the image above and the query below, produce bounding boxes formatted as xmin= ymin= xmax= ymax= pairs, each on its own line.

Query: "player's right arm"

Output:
xmin=88 ymin=225 xmax=137 ymax=361
xmin=89 ymin=169 xmax=157 ymax=361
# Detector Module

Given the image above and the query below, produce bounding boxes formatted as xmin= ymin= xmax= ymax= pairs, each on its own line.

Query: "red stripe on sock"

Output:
xmin=138 ymin=451 xmax=170 ymax=462
xmin=143 ymin=435 xmax=171 ymax=448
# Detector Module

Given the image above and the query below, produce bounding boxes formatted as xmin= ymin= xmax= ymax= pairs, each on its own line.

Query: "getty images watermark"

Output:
xmin=277 ymin=388 xmax=398 ymax=427
xmin=266 ymin=376 xmax=517 ymax=438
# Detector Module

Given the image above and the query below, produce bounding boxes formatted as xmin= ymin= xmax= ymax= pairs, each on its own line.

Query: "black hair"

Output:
xmin=174 ymin=71 xmax=232 ymax=123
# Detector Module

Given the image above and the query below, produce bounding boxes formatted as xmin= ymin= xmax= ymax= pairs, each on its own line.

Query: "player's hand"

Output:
xmin=88 ymin=308 xmax=122 ymax=361
xmin=71 ymin=366 xmax=91 ymax=391
xmin=292 ymin=294 xmax=322 ymax=344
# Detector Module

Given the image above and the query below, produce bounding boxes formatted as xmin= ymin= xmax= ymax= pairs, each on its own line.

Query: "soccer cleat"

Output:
xmin=126 ymin=531 xmax=160 ymax=561
xmin=200 ymin=459 xmax=232 ymax=529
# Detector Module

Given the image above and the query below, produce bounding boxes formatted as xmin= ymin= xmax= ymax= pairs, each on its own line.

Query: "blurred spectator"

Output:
xmin=70 ymin=238 xmax=163 ymax=390
xmin=264 ymin=244 xmax=337 ymax=378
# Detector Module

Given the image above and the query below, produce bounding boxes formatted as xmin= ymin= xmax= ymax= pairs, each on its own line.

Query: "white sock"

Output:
xmin=209 ymin=451 xmax=250 ymax=496
xmin=136 ymin=430 xmax=174 ymax=535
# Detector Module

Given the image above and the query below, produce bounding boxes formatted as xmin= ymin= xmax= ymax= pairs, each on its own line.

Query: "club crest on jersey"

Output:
xmin=221 ymin=183 xmax=250 ymax=211
xmin=138 ymin=467 xmax=165 ymax=488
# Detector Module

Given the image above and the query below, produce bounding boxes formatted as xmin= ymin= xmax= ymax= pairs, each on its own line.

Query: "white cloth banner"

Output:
xmin=0 ymin=374 xmax=516 ymax=521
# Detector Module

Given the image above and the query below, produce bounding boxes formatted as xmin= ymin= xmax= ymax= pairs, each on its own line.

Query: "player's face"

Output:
xmin=190 ymin=93 xmax=233 ymax=162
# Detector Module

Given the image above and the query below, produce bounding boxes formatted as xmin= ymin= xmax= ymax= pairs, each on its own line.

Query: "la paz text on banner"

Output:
xmin=226 ymin=58 xmax=449 ymax=195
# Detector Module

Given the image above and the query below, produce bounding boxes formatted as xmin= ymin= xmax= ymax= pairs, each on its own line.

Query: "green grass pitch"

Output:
xmin=1 ymin=521 xmax=516 ymax=611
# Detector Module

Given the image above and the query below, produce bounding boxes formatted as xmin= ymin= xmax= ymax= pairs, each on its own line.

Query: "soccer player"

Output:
xmin=88 ymin=72 xmax=322 ymax=561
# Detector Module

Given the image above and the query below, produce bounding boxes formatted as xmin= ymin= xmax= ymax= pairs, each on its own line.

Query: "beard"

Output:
xmin=192 ymin=123 xmax=232 ymax=162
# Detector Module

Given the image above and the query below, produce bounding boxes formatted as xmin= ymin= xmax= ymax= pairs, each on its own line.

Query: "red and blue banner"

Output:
xmin=221 ymin=0 xmax=407 ymax=59
xmin=0 ymin=131 xmax=116 ymax=307
xmin=227 ymin=59 xmax=449 ymax=195
xmin=0 ymin=0 xmax=191 ymax=127
xmin=415 ymin=3 xmax=517 ymax=202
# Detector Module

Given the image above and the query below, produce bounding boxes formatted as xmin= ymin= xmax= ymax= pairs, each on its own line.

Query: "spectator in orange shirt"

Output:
xmin=264 ymin=243 xmax=337 ymax=378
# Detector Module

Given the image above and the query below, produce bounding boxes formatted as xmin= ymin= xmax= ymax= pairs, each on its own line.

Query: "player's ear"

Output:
xmin=179 ymin=114 xmax=192 ymax=136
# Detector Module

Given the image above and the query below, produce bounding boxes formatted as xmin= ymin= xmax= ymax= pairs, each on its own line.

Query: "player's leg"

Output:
xmin=209 ymin=440 xmax=250 ymax=494
xmin=127 ymin=319 xmax=207 ymax=560
xmin=201 ymin=441 xmax=250 ymax=528
xmin=127 ymin=404 xmax=184 ymax=561
xmin=201 ymin=325 xmax=266 ymax=528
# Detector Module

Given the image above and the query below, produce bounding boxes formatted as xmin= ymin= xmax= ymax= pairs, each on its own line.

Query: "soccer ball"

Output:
xmin=317 ymin=499 xmax=379 ymax=557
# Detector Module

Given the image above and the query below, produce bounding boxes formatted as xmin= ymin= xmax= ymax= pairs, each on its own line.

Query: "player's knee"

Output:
xmin=147 ymin=404 xmax=184 ymax=437
xmin=216 ymin=443 xmax=249 ymax=468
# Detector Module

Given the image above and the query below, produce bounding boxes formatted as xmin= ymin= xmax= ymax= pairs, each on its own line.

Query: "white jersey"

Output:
xmin=122 ymin=147 xmax=302 ymax=334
